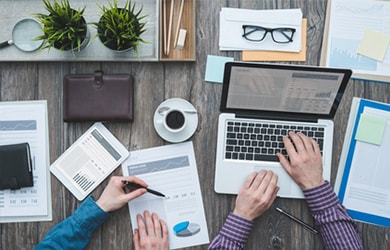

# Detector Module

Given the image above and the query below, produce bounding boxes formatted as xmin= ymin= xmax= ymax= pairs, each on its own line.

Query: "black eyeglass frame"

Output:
xmin=242 ymin=25 xmax=296 ymax=44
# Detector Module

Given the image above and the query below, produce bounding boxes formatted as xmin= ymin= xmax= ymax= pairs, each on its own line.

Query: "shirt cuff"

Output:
xmin=219 ymin=213 xmax=254 ymax=244
xmin=302 ymin=181 xmax=339 ymax=212
xmin=72 ymin=196 xmax=110 ymax=232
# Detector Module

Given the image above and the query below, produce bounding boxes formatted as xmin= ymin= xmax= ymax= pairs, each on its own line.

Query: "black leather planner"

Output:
xmin=0 ymin=143 xmax=33 ymax=190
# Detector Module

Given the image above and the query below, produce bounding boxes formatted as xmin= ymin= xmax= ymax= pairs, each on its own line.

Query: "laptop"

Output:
xmin=214 ymin=62 xmax=352 ymax=198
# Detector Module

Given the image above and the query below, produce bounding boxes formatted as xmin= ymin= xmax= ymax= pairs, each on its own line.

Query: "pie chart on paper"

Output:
xmin=173 ymin=221 xmax=201 ymax=237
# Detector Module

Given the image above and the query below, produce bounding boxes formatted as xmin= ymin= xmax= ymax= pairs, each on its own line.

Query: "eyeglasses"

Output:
xmin=242 ymin=25 xmax=296 ymax=44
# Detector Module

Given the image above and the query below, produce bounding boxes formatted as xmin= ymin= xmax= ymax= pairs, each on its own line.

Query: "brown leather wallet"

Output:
xmin=63 ymin=70 xmax=134 ymax=122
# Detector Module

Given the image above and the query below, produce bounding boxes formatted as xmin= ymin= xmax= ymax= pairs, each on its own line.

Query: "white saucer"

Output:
xmin=153 ymin=98 xmax=198 ymax=143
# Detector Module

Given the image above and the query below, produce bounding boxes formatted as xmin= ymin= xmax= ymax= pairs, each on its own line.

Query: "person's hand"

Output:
xmin=276 ymin=131 xmax=325 ymax=190
xmin=96 ymin=176 xmax=147 ymax=212
xmin=233 ymin=170 xmax=279 ymax=220
xmin=133 ymin=210 xmax=169 ymax=250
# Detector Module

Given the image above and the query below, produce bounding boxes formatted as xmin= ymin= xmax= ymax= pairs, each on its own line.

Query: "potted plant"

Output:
xmin=35 ymin=0 xmax=90 ymax=51
xmin=94 ymin=0 xmax=147 ymax=53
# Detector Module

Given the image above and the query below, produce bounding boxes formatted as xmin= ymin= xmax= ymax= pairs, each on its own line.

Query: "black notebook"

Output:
xmin=0 ymin=143 xmax=33 ymax=190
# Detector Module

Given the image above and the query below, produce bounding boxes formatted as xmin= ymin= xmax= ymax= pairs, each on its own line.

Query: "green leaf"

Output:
xmin=93 ymin=0 xmax=148 ymax=52
xmin=34 ymin=0 xmax=88 ymax=51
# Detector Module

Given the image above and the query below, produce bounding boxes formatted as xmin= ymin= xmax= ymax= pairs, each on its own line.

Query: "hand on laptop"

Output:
xmin=233 ymin=170 xmax=279 ymax=220
xmin=276 ymin=132 xmax=324 ymax=190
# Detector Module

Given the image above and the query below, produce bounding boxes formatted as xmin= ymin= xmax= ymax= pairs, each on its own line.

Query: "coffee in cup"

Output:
xmin=164 ymin=109 xmax=186 ymax=132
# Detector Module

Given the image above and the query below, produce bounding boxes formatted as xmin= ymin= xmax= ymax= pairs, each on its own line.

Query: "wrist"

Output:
xmin=300 ymin=178 xmax=325 ymax=190
xmin=96 ymin=198 xmax=111 ymax=212
xmin=232 ymin=208 xmax=255 ymax=221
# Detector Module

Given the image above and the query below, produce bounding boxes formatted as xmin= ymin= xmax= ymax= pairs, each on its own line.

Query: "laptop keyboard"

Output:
xmin=224 ymin=120 xmax=325 ymax=162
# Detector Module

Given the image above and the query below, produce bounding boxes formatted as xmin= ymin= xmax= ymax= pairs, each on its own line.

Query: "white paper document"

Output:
xmin=122 ymin=141 xmax=209 ymax=249
xmin=0 ymin=101 xmax=51 ymax=222
xmin=324 ymin=0 xmax=390 ymax=80
xmin=219 ymin=8 xmax=302 ymax=52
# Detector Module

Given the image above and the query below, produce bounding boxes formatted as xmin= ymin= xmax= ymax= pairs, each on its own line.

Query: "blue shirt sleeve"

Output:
xmin=35 ymin=196 xmax=109 ymax=250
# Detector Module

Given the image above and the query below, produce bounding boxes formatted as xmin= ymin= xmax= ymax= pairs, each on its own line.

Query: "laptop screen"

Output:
xmin=221 ymin=62 xmax=352 ymax=120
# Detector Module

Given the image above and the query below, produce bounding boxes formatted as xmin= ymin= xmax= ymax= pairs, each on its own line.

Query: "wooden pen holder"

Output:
xmin=159 ymin=0 xmax=196 ymax=61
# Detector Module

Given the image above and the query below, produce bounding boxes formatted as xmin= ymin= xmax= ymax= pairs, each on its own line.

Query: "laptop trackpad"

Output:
xmin=253 ymin=165 xmax=291 ymax=185
xmin=253 ymin=165 xmax=303 ymax=197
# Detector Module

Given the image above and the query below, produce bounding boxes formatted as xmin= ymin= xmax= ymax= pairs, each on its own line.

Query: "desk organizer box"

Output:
xmin=0 ymin=0 xmax=196 ymax=62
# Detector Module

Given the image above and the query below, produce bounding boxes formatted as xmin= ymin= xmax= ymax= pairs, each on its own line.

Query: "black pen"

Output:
xmin=121 ymin=180 xmax=165 ymax=197
xmin=275 ymin=207 xmax=319 ymax=234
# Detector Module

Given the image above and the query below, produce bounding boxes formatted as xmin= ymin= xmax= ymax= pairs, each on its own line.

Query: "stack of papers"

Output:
xmin=219 ymin=8 xmax=303 ymax=52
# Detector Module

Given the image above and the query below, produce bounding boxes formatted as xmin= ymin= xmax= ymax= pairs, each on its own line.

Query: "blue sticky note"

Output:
xmin=355 ymin=113 xmax=386 ymax=145
xmin=205 ymin=55 xmax=234 ymax=83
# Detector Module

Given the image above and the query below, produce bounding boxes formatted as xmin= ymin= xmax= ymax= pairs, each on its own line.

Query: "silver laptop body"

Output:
xmin=214 ymin=62 xmax=352 ymax=198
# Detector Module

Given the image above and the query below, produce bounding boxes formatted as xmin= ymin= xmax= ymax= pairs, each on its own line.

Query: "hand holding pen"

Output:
xmin=122 ymin=180 xmax=165 ymax=197
xmin=96 ymin=176 xmax=148 ymax=212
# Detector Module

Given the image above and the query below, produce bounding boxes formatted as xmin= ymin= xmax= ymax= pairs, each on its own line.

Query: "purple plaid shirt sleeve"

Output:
xmin=208 ymin=181 xmax=363 ymax=250
xmin=208 ymin=213 xmax=253 ymax=250
xmin=303 ymin=181 xmax=363 ymax=250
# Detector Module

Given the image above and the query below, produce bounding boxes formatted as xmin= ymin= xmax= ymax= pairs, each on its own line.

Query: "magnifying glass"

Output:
xmin=0 ymin=18 xmax=43 ymax=52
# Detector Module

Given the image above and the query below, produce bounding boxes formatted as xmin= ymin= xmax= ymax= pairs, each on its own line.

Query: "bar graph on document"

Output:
xmin=0 ymin=101 xmax=51 ymax=222
xmin=122 ymin=142 xmax=209 ymax=249
xmin=73 ymin=171 xmax=96 ymax=192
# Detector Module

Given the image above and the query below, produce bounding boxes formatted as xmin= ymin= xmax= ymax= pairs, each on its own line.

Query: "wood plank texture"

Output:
xmin=1 ymin=0 xmax=390 ymax=249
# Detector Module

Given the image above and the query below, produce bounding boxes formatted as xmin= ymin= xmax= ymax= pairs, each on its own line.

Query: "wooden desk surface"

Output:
xmin=1 ymin=0 xmax=390 ymax=249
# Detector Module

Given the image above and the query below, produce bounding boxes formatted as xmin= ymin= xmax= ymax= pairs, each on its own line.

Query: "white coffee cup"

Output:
xmin=163 ymin=109 xmax=186 ymax=133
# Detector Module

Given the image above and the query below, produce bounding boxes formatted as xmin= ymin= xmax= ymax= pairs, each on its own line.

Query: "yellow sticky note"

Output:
xmin=357 ymin=29 xmax=390 ymax=62
xmin=355 ymin=113 xmax=386 ymax=145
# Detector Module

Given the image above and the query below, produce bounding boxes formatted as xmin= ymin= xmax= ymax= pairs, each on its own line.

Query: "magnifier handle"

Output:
xmin=0 ymin=40 xmax=13 ymax=49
